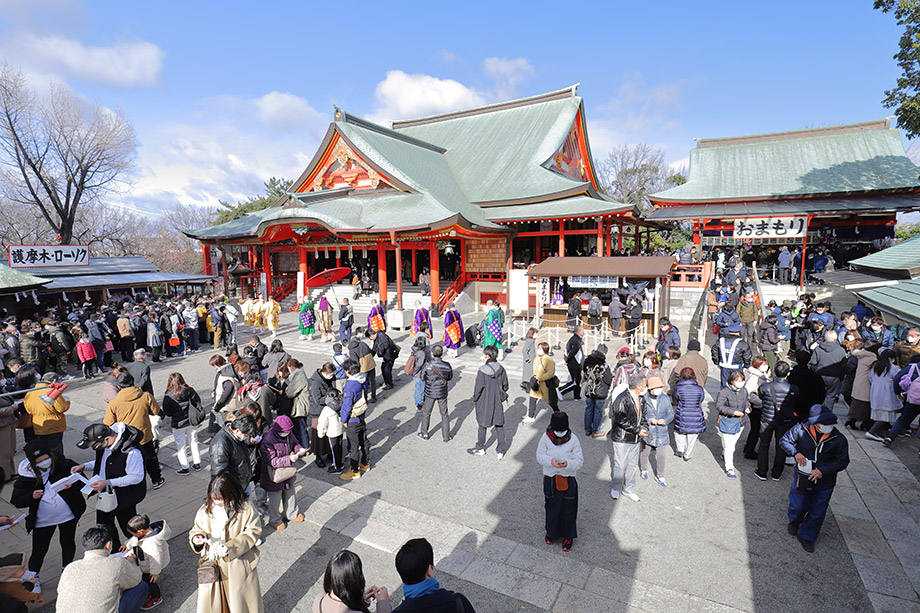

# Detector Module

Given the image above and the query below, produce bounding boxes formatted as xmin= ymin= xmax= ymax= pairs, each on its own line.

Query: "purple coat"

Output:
xmin=259 ymin=421 xmax=304 ymax=491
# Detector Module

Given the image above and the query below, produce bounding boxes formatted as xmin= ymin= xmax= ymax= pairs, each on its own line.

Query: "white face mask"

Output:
xmin=910 ymin=337 xmax=919 ymax=345
xmin=212 ymin=500 xmax=224 ymax=507
xmin=649 ymin=389 xmax=662 ymax=397
xmin=872 ymin=326 xmax=882 ymax=332
xmin=251 ymin=435 xmax=263 ymax=444
xmin=536 ymin=348 xmax=545 ymax=356
xmin=816 ymin=423 xmax=834 ymax=433
xmin=553 ymin=430 xmax=567 ymax=437
xmin=731 ymin=382 xmax=743 ymax=390
xmin=643 ymin=360 xmax=652 ymax=368
xmin=759 ymin=366 xmax=769 ymax=375
xmin=36 ymin=458 xmax=52 ymax=470
xmin=278 ymin=432 xmax=289 ymax=438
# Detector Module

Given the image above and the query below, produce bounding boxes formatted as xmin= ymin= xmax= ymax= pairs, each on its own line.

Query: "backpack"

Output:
xmin=588 ymin=300 xmax=601 ymax=317
xmin=899 ymin=363 xmax=918 ymax=392
xmin=583 ymin=362 xmax=606 ymax=397
xmin=403 ymin=353 xmax=417 ymax=376
xmin=900 ymin=364 xmax=920 ymax=404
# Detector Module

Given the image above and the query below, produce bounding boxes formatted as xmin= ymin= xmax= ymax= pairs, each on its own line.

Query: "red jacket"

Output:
xmin=76 ymin=339 xmax=97 ymax=362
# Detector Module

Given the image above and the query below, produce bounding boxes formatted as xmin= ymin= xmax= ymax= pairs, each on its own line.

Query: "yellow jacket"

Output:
xmin=23 ymin=384 xmax=70 ymax=435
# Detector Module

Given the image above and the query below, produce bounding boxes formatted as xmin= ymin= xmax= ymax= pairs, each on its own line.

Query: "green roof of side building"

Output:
xmin=651 ymin=118 xmax=920 ymax=204
xmin=849 ymin=235 xmax=920 ymax=279
xmin=856 ymin=279 xmax=920 ymax=326
xmin=0 ymin=265 xmax=50 ymax=295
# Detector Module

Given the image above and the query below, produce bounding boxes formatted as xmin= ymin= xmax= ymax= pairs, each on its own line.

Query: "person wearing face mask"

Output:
xmin=10 ymin=439 xmax=87 ymax=582
xmin=808 ymin=330 xmax=848 ymax=410
xmin=780 ymin=407 xmax=850 ymax=552
xmin=72 ymin=422 xmax=147 ymax=548
xmin=536 ymin=412 xmax=583 ymax=552
xmin=894 ymin=326 xmax=920 ymax=368
xmin=609 ymin=374 xmax=649 ymax=501
xmin=526 ymin=342 xmax=558 ymax=422
xmin=715 ymin=370 xmax=749 ymax=479
xmin=640 ymin=351 xmax=661 ymax=379
xmin=861 ymin=317 xmax=894 ymax=349
xmin=190 ymin=473 xmax=264 ymax=612
xmin=741 ymin=357 xmax=769 ymax=460
xmin=639 ymin=377 xmax=673 ymax=487
xmin=209 ymin=414 xmax=260 ymax=497
xmin=308 ymin=362 xmax=337 ymax=468
xmin=714 ymin=302 xmax=741 ymax=336
xmin=865 ymin=349 xmax=902 ymax=442
xmin=712 ymin=323 xmax=752 ymax=388
xmin=260 ymin=415 xmax=307 ymax=531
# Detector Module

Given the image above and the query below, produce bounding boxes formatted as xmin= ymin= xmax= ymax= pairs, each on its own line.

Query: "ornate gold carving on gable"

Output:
xmin=547 ymin=121 xmax=587 ymax=182
xmin=311 ymin=143 xmax=392 ymax=192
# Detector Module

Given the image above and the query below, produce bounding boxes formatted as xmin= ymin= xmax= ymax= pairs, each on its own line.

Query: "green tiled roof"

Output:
xmin=484 ymin=194 xmax=633 ymax=222
xmin=850 ymin=235 xmax=920 ymax=278
xmin=856 ymin=279 xmax=920 ymax=325
xmin=0 ymin=265 xmax=50 ymax=294
xmin=652 ymin=119 xmax=920 ymax=204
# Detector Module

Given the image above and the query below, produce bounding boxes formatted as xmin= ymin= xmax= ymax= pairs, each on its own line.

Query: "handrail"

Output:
xmin=670 ymin=262 xmax=712 ymax=288
xmin=272 ymin=277 xmax=297 ymax=301
xmin=691 ymin=260 xmax=717 ymax=346
xmin=437 ymin=272 xmax=468 ymax=313
xmin=752 ymin=262 xmax=768 ymax=318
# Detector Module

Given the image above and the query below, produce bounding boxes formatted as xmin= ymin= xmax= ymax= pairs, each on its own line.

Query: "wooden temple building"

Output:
xmin=646 ymin=118 xmax=920 ymax=279
xmin=187 ymin=86 xmax=656 ymax=315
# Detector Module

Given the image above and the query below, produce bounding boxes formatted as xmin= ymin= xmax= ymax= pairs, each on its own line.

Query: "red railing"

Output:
xmin=272 ymin=277 xmax=297 ymax=301
xmin=438 ymin=273 xmax=468 ymax=313
xmin=670 ymin=262 xmax=713 ymax=288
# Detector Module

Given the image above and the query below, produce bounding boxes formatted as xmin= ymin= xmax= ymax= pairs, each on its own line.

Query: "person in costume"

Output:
xmin=241 ymin=296 xmax=255 ymax=332
xmin=367 ymin=299 xmax=387 ymax=333
xmin=265 ymin=297 xmax=281 ymax=337
xmin=412 ymin=300 xmax=433 ymax=340
xmin=482 ymin=300 xmax=504 ymax=360
xmin=317 ymin=296 xmax=334 ymax=342
xmin=443 ymin=301 xmax=463 ymax=358
xmin=299 ymin=298 xmax=316 ymax=341
xmin=253 ymin=297 xmax=265 ymax=329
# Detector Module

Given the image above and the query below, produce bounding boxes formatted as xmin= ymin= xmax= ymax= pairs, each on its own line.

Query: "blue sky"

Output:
xmin=0 ymin=0 xmax=906 ymax=214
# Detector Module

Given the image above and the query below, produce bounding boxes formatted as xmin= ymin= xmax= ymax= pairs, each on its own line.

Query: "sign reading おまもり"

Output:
xmin=7 ymin=245 xmax=89 ymax=268
xmin=732 ymin=217 xmax=808 ymax=239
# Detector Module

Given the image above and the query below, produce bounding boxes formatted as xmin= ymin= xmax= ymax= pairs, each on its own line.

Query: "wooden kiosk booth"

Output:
xmin=526 ymin=257 xmax=675 ymax=337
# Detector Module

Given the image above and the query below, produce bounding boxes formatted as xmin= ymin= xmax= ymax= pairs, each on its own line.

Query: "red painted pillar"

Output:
xmin=395 ymin=243 xmax=403 ymax=311
xmin=377 ymin=243 xmax=387 ymax=303
xmin=460 ymin=238 xmax=466 ymax=274
xmin=596 ymin=219 xmax=603 ymax=256
xmin=411 ymin=247 xmax=417 ymax=283
xmin=558 ymin=220 xmax=565 ymax=256
xmin=429 ymin=242 xmax=440 ymax=311
xmin=201 ymin=244 xmax=212 ymax=275
xmin=262 ymin=244 xmax=272 ymax=297
xmin=605 ymin=219 xmax=612 ymax=257
xmin=617 ymin=219 xmax=623 ymax=251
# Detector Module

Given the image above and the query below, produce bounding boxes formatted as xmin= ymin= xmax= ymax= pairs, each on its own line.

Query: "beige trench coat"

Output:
xmin=189 ymin=501 xmax=263 ymax=613
xmin=529 ymin=354 xmax=557 ymax=403
xmin=851 ymin=348 xmax=878 ymax=403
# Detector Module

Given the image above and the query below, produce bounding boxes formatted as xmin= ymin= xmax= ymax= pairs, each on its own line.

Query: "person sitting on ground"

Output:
xmin=123 ymin=514 xmax=171 ymax=611
xmin=392 ymin=538 xmax=475 ymax=612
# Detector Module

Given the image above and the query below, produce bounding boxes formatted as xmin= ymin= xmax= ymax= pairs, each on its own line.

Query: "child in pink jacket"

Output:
xmin=75 ymin=333 xmax=98 ymax=379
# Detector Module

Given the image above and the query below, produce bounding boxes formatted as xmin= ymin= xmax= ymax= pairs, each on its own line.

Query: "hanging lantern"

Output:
xmin=324 ymin=246 xmax=329 ymax=258
xmin=14 ymin=292 xmax=20 ymax=303
xmin=349 ymin=246 xmax=353 ymax=259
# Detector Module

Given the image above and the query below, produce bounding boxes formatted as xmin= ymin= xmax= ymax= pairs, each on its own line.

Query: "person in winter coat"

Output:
xmin=124 ymin=514 xmax=171 ymax=610
xmin=624 ymin=297 xmax=643 ymax=342
xmin=103 ymin=371 xmax=164 ymax=489
xmin=283 ymin=358 xmax=311 ymax=454
xmin=660 ymin=346 xmax=681 ymax=399
xmin=126 ymin=349 xmax=153 ymax=397
xmin=11 ymin=439 xmax=86 ymax=577
xmin=893 ymin=327 xmax=920 ymax=368
xmin=861 ymin=317 xmax=894 ymax=349
xmin=238 ymin=372 xmax=276 ymax=428
xmin=809 ymin=330 xmax=847 ymax=409
xmin=308 ymin=363 xmax=337 ymax=467
xmin=716 ymin=370 xmax=749 ymax=479
xmin=146 ymin=315 xmax=164 ymax=362
xmin=758 ymin=314 xmax=782 ymax=371
xmin=712 ymin=323 xmax=752 ymax=387
xmin=209 ymin=414 xmax=260 ymax=491
xmin=467 ymin=346 xmax=509 ymax=458
xmin=609 ymin=374 xmax=649 ymax=502
xmin=340 ymin=361 xmax=370 ymax=481
xmin=21 ymin=368 xmax=70 ymax=456
xmin=582 ymin=344 xmax=613 ymax=438
xmin=339 ymin=298 xmax=354 ymax=341
xmin=536 ymin=412 xmax=584 ymax=552
xmin=263 ymin=339 xmax=291 ymax=381
xmin=655 ymin=318 xmax=680 ymax=360
xmin=210 ymin=354 xmax=240 ymax=421
xmin=741 ymin=357 xmax=770 ymax=460
xmin=190 ymin=473 xmax=263 ymax=612
xmin=260 ymin=415 xmax=307 ymax=530
xmin=418 ymin=345 xmax=454 ymax=442
xmin=559 ymin=327 xmax=584 ymax=399
xmin=674 ymin=367 xmax=706 ymax=462
xmin=410 ymin=335 xmax=430 ymax=411
xmin=844 ymin=342 xmax=879 ymax=430
xmin=391 ymin=538 xmax=475 ymax=612
xmin=674 ymin=339 xmax=709 ymax=388
xmin=161 ymin=372 xmax=204 ymax=474
xmin=639 ymin=376 xmax=674 ymax=487
xmin=370 ymin=328 xmax=398 ymax=390
xmin=755 ymin=360 xmax=799 ymax=480
xmin=76 ymin=333 xmax=98 ymax=379
xmin=526 ymin=342 xmax=559 ymax=421
xmin=349 ymin=334 xmax=378 ymax=403
xmin=566 ymin=295 xmax=582 ymax=331
xmin=44 ymin=321 xmax=71 ymax=378
xmin=73 ymin=422 xmax=147 ymax=547
xmin=608 ymin=294 xmax=624 ymax=337
xmin=521 ymin=327 xmax=536 ymax=391
xmin=318 ymin=389 xmax=345 ymax=474
xmin=865 ymin=349 xmax=902 ymax=441
xmin=780 ymin=407 xmax=850 ymax=552
xmin=737 ymin=292 xmax=760 ymax=347
xmin=788 ymin=349 xmax=828 ymax=418
xmin=586 ymin=293 xmax=603 ymax=331
xmin=714 ymin=303 xmax=741 ymax=335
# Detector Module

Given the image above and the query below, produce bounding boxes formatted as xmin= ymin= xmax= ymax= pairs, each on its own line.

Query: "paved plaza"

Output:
xmin=3 ymin=311 xmax=919 ymax=612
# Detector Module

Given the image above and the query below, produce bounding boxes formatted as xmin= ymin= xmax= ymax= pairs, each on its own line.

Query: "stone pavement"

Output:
xmin=0 ymin=311 xmax=917 ymax=611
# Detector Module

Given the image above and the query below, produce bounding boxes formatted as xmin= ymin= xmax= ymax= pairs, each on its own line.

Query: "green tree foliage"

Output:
xmin=896 ymin=221 xmax=920 ymax=240
xmin=876 ymin=1 xmax=920 ymax=139
xmin=215 ymin=176 xmax=294 ymax=224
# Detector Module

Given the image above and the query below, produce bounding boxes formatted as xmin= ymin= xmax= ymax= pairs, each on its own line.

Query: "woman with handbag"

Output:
xmin=536 ymin=411 xmax=583 ymax=552
xmin=260 ymin=415 xmax=306 ymax=531
xmin=190 ymin=473 xmax=263 ymax=612
xmin=525 ymin=342 xmax=558 ymax=422
xmin=283 ymin=358 xmax=311 ymax=455
xmin=162 ymin=373 xmax=204 ymax=475
xmin=716 ymin=370 xmax=750 ymax=479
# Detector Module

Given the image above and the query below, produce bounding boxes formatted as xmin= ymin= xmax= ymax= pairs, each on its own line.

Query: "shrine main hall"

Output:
xmin=187 ymin=86 xmax=652 ymax=315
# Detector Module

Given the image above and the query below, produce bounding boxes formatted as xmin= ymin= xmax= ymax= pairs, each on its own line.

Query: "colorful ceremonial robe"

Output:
xmin=317 ymin=297 xmax=333 ymax=334
xmin=368 ymin=304 xmax=387 ymax=332
xmin=265 ymin=298 xmax=281 ymax=331
xmin=299 ymin=300 xmax=316 ymax=335
xmin=443 ymin=308 xmax=463 ymax=349
xmin=241 ymin=298 xmax=255 ymax=326
xmin=483 ymin=307 xmax=503 ymax=348
xmin=253 ymin=299 xmax=266 ymax=327
xmin=412 ymin=306 xmax=433 ymax=339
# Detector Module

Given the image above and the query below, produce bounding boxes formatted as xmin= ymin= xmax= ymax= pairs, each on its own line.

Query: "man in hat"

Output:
xmin=675 ymin=339 xmax=709 ymax=388
xmin=711 ymin=323 xmax=752 ymax=388
xmin=780 ymin=407 xmax=850 ymax=552
xmin=72 ymin=423 xmax=147 ymax=547
xmin=103 ymin=372 xmax=164 ymax=490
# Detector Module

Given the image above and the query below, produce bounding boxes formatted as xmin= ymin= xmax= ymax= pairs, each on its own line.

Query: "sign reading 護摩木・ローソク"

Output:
xmin=7 ymin=245 xmax=89 ymax=268
xmin=732 ymin=217 xmax=808 ymax=239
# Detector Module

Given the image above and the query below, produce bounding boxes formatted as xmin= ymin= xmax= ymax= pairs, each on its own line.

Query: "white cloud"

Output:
xmin=368 ymin=70 xmax=487 ymax=125
xmin=598 ymin=71 xmax=685 ymax=136
xmin=437 ymin=49 xmax=459 ymax=63
xmin=254 ymin=91 xmax=324 ymax=132
xmin=482 ymin=57 xmax=534 ymax=99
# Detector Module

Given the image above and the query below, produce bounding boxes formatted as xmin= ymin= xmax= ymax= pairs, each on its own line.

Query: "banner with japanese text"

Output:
xmin=732 ymin=217 xmax=808 ymax=239
xmin=7 ymin=245 xmax=89 ymax=268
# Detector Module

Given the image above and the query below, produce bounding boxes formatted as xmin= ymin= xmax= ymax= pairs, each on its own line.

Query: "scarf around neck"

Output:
xmin=546 ymin=428 xmax=571 ymax=446
xmin=402 ymin=577 xmax=440 ymax=600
